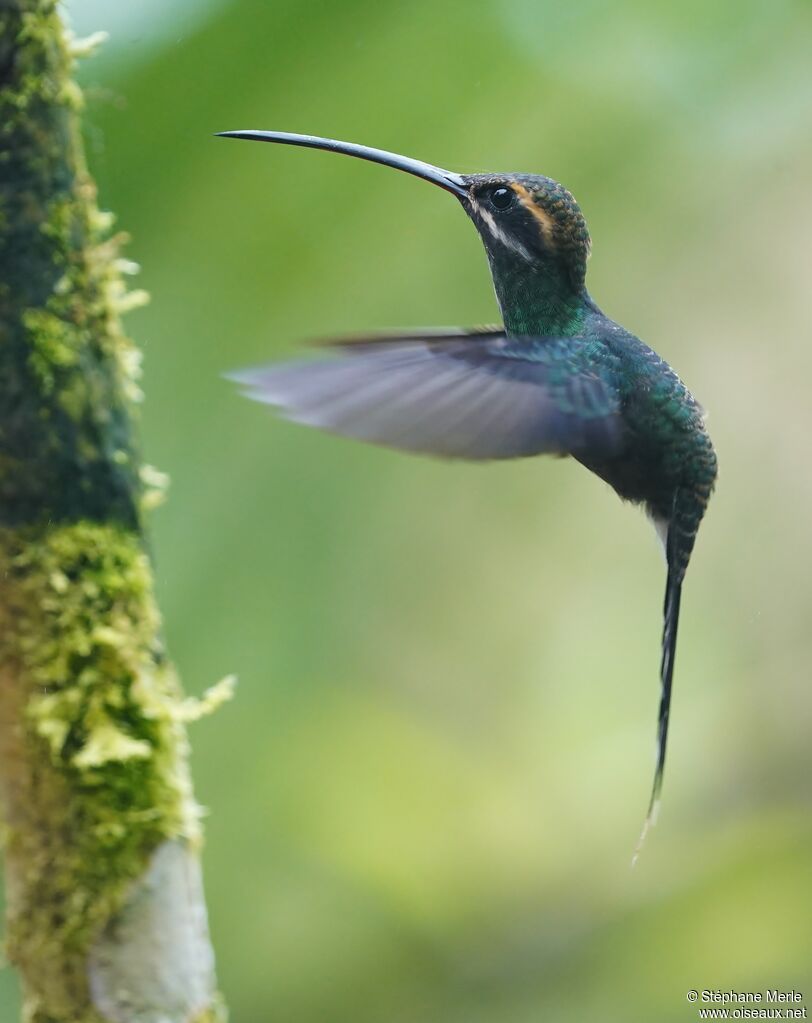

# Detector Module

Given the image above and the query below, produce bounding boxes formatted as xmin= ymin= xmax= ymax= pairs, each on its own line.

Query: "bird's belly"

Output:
xmin=574 ymin=447 xmax=676 ymax=521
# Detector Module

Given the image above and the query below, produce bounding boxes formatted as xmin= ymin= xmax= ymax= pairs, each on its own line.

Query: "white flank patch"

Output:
xmin=650 ymin=514 xmax=669 ymax=558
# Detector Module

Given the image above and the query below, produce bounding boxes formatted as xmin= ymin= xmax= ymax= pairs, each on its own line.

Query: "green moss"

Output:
xmin=22 ymin=307 xmax=80 ymax=393
xmin=1 ymin=520 xmax=197 ymax=825
xmin=0 ymin=522 xmax=206 ymax=1019
xmin=0 ymin=2 xmax=146 ymax=529
xmin=0 ymin=5 xmax=226 ymax=1019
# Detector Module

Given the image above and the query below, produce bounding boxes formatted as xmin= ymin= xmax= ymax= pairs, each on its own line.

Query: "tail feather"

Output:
xmin=633 ymin=537 xmax=683 ymax=863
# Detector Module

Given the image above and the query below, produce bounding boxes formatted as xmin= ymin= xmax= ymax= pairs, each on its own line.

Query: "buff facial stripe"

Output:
xmin=510 ymin=182 xmax=556 ymax=247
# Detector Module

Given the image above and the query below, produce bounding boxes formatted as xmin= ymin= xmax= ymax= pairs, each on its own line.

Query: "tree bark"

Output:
xmin=0 ymin=3 xmax=226 ymax=1020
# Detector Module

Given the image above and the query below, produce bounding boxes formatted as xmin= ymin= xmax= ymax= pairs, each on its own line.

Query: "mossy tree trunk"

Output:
xmin=0 ymin=3 xmax=226 ymax=1021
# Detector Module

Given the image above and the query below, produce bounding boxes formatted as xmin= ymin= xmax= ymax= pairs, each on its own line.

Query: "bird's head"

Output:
xmin=216 ymin=132 xmax=591 ymax=324
xmin=461 ymin=173 xmax=590 ymax=292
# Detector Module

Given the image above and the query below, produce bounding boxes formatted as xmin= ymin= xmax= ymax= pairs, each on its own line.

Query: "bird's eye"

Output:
xmin=488 ymin=186 xmax=515 ymax=212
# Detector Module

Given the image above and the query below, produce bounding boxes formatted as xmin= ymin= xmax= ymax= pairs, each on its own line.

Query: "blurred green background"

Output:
xmin=3 ymin=0 xmax=812 ymax=1019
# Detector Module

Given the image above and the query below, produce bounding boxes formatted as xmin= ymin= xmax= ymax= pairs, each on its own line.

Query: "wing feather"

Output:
xmin=231 ymin=329 xmax=623 ymax=461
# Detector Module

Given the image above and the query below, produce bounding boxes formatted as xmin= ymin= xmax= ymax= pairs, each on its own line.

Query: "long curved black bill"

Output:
xmin=216 ymin=130 xmax=469 ymax=199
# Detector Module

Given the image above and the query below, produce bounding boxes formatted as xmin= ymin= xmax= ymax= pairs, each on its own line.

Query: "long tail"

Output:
xmin=634 ymin=543 xmax=683 ymax=862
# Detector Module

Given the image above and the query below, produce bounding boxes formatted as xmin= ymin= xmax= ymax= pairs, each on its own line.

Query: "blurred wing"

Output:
xmin=230 ymin=329 xmax=623 ymax=460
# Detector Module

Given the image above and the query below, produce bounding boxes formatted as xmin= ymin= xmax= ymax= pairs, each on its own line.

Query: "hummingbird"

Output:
xmin=217 ymin=130 xmax=718 ymax=838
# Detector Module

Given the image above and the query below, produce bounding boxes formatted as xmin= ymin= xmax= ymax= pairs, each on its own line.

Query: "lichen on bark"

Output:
xmin=0 ymin=3 xmax=227 ymax=1021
